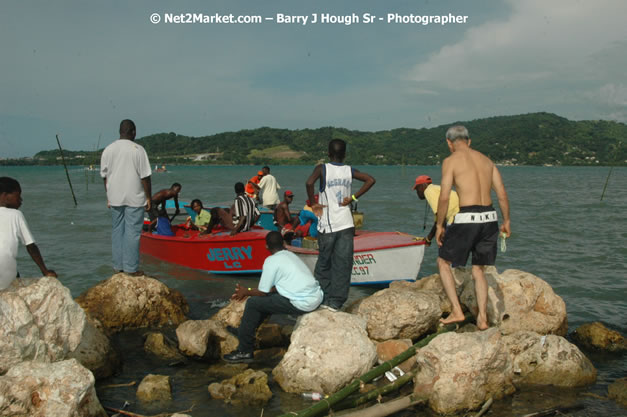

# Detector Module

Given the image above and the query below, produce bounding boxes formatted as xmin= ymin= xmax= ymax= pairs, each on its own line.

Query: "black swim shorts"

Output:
xmin=438 ymin=205 xmax=499 ymax=266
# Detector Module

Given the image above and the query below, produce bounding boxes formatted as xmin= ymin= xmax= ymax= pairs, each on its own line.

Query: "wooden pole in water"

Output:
xmin=600 ymin=140 xmax=622 ymax=202
xmin=55 ymin=134 xmax=78 ymax=206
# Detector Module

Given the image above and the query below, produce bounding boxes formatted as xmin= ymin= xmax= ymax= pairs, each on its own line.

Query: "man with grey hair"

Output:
xmin=435 ymin=125 xmax=510 ymax=330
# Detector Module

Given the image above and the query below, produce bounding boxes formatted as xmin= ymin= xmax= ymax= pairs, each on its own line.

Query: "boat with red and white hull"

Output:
xmin=287 ymin=231 xmax=426 ymax=285
xmin=140 ymin=226 xmax=271 ymax=274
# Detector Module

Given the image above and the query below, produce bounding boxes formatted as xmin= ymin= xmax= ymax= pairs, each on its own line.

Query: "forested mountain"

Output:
xmin=20 ymin=113 xmax=627 ymax=166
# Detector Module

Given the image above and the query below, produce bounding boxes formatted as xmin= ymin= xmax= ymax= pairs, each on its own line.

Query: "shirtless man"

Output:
xmin=274 ymin=190 xmax=299 ymax=229
xmin=148 ymin=183 xmax=181 ymax=227
xmin=435 ymin=125 xmax=511 ymax=330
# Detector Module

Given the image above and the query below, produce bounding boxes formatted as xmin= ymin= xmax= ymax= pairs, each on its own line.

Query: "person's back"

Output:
xmin=447 ymin=148 xmax=495 ymax=207
xmin=101 ymin=140 xmax=150 ymax=207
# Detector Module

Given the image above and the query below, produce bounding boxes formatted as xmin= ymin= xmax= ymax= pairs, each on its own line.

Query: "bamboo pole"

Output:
xmin=277 ymin=319 xmax=467 ymax=417
xmin=335 ymin=393 xmax=427 ymax=417
xmin=333 ymin=371 xmax=416 ymax=411
xmin=55 ymin=134 xmax=77 ymax=206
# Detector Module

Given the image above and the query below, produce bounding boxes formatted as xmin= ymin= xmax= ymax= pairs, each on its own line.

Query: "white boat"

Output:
xmin=287 ymin=231 xmax=426 ymax=286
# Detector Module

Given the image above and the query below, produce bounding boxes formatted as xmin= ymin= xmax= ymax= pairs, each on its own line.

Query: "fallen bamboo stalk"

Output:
xmin=103 ymin=404 xmax=194 ymax=417
xmin=333 ymin=370 xmax=416 ymax=411
xmin=335 ymin=393 xmax=427 ymax=417
xmin=100 ymin=381 xmax=136 ymax=389
xmin=520 ymin=403 xmax=584 ymax=417
xmin=277 ymin=318 xmax=469 ymax=417
xmin=473 ymin=396 xmax=493 ymax=417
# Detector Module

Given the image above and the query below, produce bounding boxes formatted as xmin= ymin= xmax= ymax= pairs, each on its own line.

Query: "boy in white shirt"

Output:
xmin=0 ymin=177 xmax=56 ymax=290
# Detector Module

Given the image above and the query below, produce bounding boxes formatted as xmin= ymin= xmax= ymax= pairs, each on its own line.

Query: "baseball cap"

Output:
xmin=285 ymin=190 xmax=294 ymax=197
xmin=257 ymin=170 xmax=264 ymax=175
xmin=412 ymin=175 xmax=432 ymax=190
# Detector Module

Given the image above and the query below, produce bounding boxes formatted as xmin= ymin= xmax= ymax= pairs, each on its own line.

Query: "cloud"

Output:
xmin=408 ymin=0 xmax=627 ymax=90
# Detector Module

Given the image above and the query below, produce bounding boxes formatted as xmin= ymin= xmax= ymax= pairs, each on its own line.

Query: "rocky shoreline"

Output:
xmin=1 ymin=269 xmax=625 ymax=416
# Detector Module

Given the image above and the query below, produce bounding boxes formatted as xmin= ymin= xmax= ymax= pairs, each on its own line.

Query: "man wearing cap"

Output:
xmin=246 ymin=170 xmax=264 ymax=201
xmin=412 ymin=175 xmax=459 ymax=246
xmin=435 ymin=125 xmax=511 ymax=330
xmin=274 ymin=190 xmax=299 ymax=239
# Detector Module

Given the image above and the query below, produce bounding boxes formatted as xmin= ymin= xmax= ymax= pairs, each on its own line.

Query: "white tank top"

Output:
xmin=318 ymin=163 xmax=354 ymax=233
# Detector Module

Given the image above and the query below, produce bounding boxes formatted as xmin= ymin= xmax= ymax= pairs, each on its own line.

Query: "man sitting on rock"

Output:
xmin=223 ymin=231 xmax=323 ymax=363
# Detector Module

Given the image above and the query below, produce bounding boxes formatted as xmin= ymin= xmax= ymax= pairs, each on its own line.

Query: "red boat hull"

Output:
xmin=140 ymin=226 xmax=271 ymax=274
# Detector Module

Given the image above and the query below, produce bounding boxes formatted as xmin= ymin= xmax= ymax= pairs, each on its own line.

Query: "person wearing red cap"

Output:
xmin=412 ymin=175 xmax=459 ymax=246
xmin=274 ymin=190 xmax=299 ymax=240
xmin=245 ymin=170 xmax=264 ymax=201
xmin=435 ymin=125 xmax=511 ymax=330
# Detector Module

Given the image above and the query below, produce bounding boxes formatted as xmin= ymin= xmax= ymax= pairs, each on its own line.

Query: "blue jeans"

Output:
xmin=110 ymin=206 xmax=145 ymax=273
xmin=314 ymin=227 xmax=354 ymax=309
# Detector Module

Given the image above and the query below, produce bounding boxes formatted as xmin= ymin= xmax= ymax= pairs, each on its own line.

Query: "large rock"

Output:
xmin=571 ymin=322 xmax=627 ymax=353
xmin=210 ymin=298 xmax=247 ymax=328
xmin=75 ymin=273 xmax=189 ymax=331
xmin=460 ymin=268 xmax=567 ymax=335
xmin=0 ymin=277 xmax=118 ymax=379
xmin=144 ymin=332 xmax=185 ymax=361
xmin=502 ymin=331 xmax=597 ymax=388
xmin=0 ymin=359 xmax=106 ymax=417
xmin=608 ymin=377 xmax=627 ymax=407
xmin=390 ymin=268 xmax=471 ymax=313
xmin=136 ymin=374 xmax=172 ymax=402
xmin=175 ymin=319 xmax=224 ymax=360
xmin=352 ymin=287 xmax=441 ymax=341
xmin=208 ymin=368 xmax=272 ymax=406
xmin=413 ymin=328 xmax=515 ymax=415
xmin=273 ymin=310 xmax=377 ymax=394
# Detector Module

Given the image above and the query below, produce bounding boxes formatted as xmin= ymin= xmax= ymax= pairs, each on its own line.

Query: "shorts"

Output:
xmin=438 ymin=205 xmax=499 ymax=266
xmin=148 ymin=202 xmax=159 ymax=222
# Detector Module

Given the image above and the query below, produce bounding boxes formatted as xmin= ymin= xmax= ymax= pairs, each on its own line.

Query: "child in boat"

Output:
xmin=0 ymin=177 xmax=57 ymax=290
xmin=152 ymin=207 xmax=174 ymax=236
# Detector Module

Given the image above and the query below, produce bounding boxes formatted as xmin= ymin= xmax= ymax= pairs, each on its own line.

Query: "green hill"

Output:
xmin=20 ymin=112 xmax=627 ymax=166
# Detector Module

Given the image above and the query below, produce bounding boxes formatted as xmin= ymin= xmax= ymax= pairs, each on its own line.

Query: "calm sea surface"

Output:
xmin=1 ymin=165 xmax=626 ymax=416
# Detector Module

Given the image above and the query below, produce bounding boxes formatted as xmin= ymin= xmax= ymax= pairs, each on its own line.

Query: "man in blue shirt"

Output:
xmin=223 ymin=231 xmax=323 ymax=363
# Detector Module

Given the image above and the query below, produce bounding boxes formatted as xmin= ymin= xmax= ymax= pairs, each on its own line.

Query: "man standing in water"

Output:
xmin=100 ymin=119 xmax=152 ymax=276
xmin=435 ymin=125 xmax=510 ymax=330
xmin=306 ymin=139 xmax=375 ymax=310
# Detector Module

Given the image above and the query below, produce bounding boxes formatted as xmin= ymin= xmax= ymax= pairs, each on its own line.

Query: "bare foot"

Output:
xmin=476 ymin=316 xmax=489 ymax=330
xmin=439 ymin=312 xmax=466 ymax=326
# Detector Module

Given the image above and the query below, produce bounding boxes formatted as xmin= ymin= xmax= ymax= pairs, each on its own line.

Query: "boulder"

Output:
xmin=256 ymin=323 xmax=286 ymax=348
xmin=413 ymin=328 xmax=515 ymax=415
xmin=460 ymin=268 xmax=567 ymax=335
xmin=136 ymin=374 xmax=172 ymax=402
xmin=608 ymin=377 xmax=627 ymax=407
xmin=175 ymin=319 xmax=224 ymax=360
xmin=571 ymin=322 xmax=627 ymax=353
xmin=273 ymin=310 xmax=377 ymax=394
xmin=0 ymin=277 xmax=118 ymax=379
xmin=390 ymin=267 xmax=471 ymax=313
xmin=75 ymin=273 xmax=189 ymax=332
xmin=352 ymin=287 xmax=441 ymax=341
xmin=144 ymin=332 xmax=185 ymax=361
xmin=376 ymin=339 xmax=415 ymax=373
xmin=207 ymin=363 xmax=249 ymax=379
xmin=210 ymin=298 xmax=247 ymax=328
xmin=208 ymin=368 xmax=272 ymax=406
xmin=0 ymin=359 xmax=106 ymax=417
xmin=502 ymin=331 xmax=597 ymax=388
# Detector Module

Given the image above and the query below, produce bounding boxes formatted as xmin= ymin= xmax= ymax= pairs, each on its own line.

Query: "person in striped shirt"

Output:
xmin=230 ymin=182 xmax=260 ymax=236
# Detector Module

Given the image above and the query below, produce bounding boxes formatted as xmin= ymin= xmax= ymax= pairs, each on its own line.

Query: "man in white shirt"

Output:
xmin=255 ymin=166 xmax=281 ymax=209
xmin=223 ymin=231 xmax=323 ymax=363
xmin=100 ymin=119 xmax=152 ymax=276
xmin=0 ymin=177 xmax=56 ymax=289
xmin=305 ymin=139 xmax=375 ymax=310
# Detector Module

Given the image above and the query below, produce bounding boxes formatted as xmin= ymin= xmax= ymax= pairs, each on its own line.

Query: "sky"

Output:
xmin=1 ymin=0 xmax=626 ymax=157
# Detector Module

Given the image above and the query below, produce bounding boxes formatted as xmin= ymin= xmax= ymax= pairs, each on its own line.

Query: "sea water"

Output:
xmin=2 ymin=165 xmax=626 ymax=416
